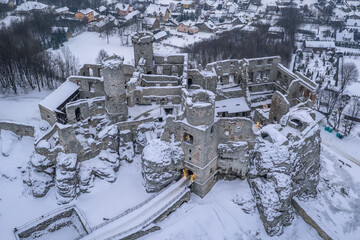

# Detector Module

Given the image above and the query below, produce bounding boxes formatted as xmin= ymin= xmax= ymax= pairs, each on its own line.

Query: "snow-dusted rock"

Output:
xmin=25 ymin=154 xmax=55 ymax=197
xmin=55 ymin=152 xmax=79 ymax=204
xmin=142 ymin=139 xmax=184 ymax=192
xmin=119 ymin=130 xmax=134 ymax=162
xmin=79 ymin=149 xmax=120 ymax=193
xmin=135 ymin=122 xmax=156 ymax=154
xmin=248 ymin=107 xmax=321 ymax=236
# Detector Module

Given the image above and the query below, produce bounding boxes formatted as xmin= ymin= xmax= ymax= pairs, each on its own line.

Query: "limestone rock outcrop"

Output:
xmin=142 ymin=139 xmax=184 ymax=192
xmin=248 ymin=107 xmax=321 ymax=236
xmin=56 ymin=152 xmax=79 ymax=204
xmin=79 ymin=149 xmax=120 ymax=193
xmin=24 ymin=154 xmax=55 ymax=197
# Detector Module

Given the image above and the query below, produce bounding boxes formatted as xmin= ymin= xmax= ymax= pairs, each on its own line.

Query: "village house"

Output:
xmin=177 ymin=20 xmax=199 ymax=34
xmin=304 ymin=40 xmax=336 ymax=53
xmin=115 ymin=3 xmax=134 ymax=16
xmin=145 ymin=4 xmax=171 ymax=22
xmin=75 ymin=8 xmax=96 ymax=22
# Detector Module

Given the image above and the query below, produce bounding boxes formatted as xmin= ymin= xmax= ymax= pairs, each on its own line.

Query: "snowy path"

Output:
xmin=81 ymin=177 xmax=191 ymax=240
xmin=322 ymin=140 xmax=360 ymax=166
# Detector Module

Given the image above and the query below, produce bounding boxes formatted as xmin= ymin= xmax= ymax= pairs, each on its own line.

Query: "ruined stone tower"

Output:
xmin=132 ymin=32 xmax=154 ymax=74
xmin=182 ymin=90 xmax=218 ymax=197
xmin=102 ymin=55 xmax=128 ymax=122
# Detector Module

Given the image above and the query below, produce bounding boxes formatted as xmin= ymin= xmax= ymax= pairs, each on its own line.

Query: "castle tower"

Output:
xmin=102 ymin=55 xmax=128 ymax=122
xmin=182 ymin=90 xmax=218 ymax=197
xmin=131 ymin=32 xmax=154 ymax=74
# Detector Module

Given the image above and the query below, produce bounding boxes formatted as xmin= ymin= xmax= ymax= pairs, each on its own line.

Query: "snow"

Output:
xmin=140 ymin=179 xmax=321 ymax=240
xmin=0 ymin=15 xmax=23 ymax=28
xmin=0 ymin=89 xmax=53 ymax=124
xmin=215 ymin=97 xmax=250 ymax=114
xmin=55 ymin=31 xmax=134 ymax=66
xmin=16 ymin=1 xmax=48 ymax=12
xmin=293 ymin=126 xmax=360 ymax=239
xmin=39 ymin=80 xmax=79 ymax=111
xmin=0 ymin=131 xmax=151 ymax=239
xmin=305 ymin=41 xmax=335 ymax=49
xmin=160 ymin=29 xmax=213 ymax=48
xmin=344 ymin=56 xmax=360 ymax=96
xmin=82 ymin=178 xmax=189 ymax=240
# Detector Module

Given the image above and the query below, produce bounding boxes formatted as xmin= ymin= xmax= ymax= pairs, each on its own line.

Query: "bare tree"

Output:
xmin=61 ymin=46 xmax=79 ymax=78
xmin=341 ymin=62 xmax=358 ymax=92
xmin=343 ymin=97 xmax=360 ymax=135
xmin=323 ymin=89 xmax=339 ymax=119
xmin=96 ymin=49 xmax=109 ymax=64
xmin=331 ymin=95 xmax=350 ymax=130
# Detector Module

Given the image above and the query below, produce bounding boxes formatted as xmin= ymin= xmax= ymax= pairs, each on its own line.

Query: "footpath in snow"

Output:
xmin=81 ymin=177 xmax=191 ymax=240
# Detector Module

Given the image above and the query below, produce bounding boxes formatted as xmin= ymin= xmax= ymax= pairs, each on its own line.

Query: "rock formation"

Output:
xmin=141 ymin=139 xmax=184 ymax=192
xmin=248 ymin=106 xmax=321 ymax=236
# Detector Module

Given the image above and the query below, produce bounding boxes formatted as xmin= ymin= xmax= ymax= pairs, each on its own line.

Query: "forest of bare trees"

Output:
xmin=186 ymin=7 xmax=303 ymax=67
xmin=0 ymin=13 xmax=78 ymax=94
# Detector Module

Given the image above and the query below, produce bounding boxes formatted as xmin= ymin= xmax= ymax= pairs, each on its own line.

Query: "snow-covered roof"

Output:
xmin=268 ymin=26 xmax=284 ymax=33
xmin=143 ymin=17 xmax=156 ymax=25
xmin=215 ymin=97 xmax=250 ymax=114
xmin=78 ymin=8 xmax=94 ymax=15
xmin=39 ymin=81 xmax=79 ymax=111
xmin=204 ymin=20 xmax=217 ymax=29
xmin=336 ymin=29 xmax=354 ymax=42
xmin=115 ymin=3 xmax=130 ymax=11
xmin=145 ymin=4 xmax=168 ymax=15
xmin=51 ymin=26 xmax=69 ymax=33
xmin=346 ymin=19 xmax=360 ymax=27
xmin=98 ymin=6 xmax=107 ymax=12
xmin=154 ymin=31 xmax=168 ymax=40
xmin=55 ymin=7 xmax=69 ymax=14
xmin=179 ymin=20 xmax=194 ymax=27
xmin=16 ymin=1 xmax=48 ymax=12
xmin=124 ymin=10 xmax=140 ymax=21
xmin=305 ymin=41 xmax=335 ymax=49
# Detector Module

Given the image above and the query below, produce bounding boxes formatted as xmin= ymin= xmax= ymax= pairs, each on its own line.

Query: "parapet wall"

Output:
xmin=0 ymin=121 xmax=34 ymax=137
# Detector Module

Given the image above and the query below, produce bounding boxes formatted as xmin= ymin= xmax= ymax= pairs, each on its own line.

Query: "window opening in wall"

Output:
xmin=157 ymin=66 xmax=163 ymax=74
xmin=291 ymin=118 xmax=303 ymax=129
xmin=184 ymin=133 xmax=194 ymax=144
xmin=164 ymin=108 xmax=173 ymax=115
xmin=188 ymin=78 xmax=193 ymax=88
xmin=89 ymin=82 xmax=94 ymax=92
xmin=210 ymin=126 xmax=214 ymax=135
xmin=75 ymin=107 xmax=81 ymax=122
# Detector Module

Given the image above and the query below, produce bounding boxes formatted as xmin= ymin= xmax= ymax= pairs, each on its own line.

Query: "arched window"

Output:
xmin=184 ymin=133 xmax=194 ymax=144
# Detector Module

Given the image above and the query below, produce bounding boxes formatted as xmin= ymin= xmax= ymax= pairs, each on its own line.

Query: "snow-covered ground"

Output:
xmin=344 ymin=56 xmax=360 ymax=97
xmin=0 ymin=130 xmax=151 ymax=240
xmin=161 ymin=29 xmax=213 ymax=48
xmin=140 ymin=179 xmax=321 ymax=240
xmin=55 ymin=31 xmax=135 ymax=66
xmin=295 ymin=127 xmax=360 ymax=240
xmin=0 ymin=89 xmax=53 ymax=125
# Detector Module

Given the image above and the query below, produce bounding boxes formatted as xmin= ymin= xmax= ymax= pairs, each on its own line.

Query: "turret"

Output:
xmin=132 ymin=32 xmax=154 ymax=74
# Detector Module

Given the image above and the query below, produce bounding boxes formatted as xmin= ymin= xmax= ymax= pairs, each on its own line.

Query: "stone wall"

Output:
xmin=65 ymin=97 xmax=105 ymax=124
xmin=68 ymin=76 xmax=104 ymax=99
xmin=268 ymin=91 xmax=290 ymax=123
xmin=79 ymin=64 xmax=102 ymax=77
xmin=0 ymin=121 xmax=34 ymax=137
xmin=16 ymin=206 xmax=90 ymax=240
xmin=292 ymin=198 xmax=333 ymax=240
